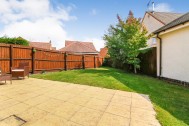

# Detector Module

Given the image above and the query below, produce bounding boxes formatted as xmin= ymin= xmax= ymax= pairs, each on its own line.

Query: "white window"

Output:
xmin=152 ymin=38 xmax=156 ymax=45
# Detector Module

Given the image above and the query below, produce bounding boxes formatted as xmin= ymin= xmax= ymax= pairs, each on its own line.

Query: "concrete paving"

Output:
xmin=0 ymin=78 xmax=161 ymax=126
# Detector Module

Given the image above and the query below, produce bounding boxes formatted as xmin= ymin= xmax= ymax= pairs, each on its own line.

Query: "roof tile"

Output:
xmin=29 ymin=42 xmax=52 ymax=50
xmin=59 ymin=40 xmax=98 ymax=53
xmin=154 ymin=12 xmax=189 ymax=34
xmin=148 ymin=11 xmax=183 ymax=24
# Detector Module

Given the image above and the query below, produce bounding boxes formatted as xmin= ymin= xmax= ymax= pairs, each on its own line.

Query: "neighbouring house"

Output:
xmin=142 ymin=11 xmax=183 ymax=47
xmin=139 ymin=11 xmax=183 ymax=76
xmin=59 ymin=40 xmax=99 ymax=55
xmin=29 ymin=41 xmax=56 ymax=50
xmin=153 ymin=12 xmax=189 ymax=83
xmin=99 ymin=47 xmax=108 ymax=58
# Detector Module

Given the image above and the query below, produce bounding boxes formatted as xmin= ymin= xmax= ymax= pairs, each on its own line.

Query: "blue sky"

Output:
xmin=0 ymin=0 xmax=189 ymax=50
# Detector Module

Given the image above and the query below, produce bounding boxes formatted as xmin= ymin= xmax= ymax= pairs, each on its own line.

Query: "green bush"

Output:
xmin=0 ymin=36 xmax=29 ymax=46
xmin=103 ymin=11 xmax=147 ymax=74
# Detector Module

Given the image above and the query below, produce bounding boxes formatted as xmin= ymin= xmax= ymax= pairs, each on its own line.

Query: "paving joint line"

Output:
xmin=58 ymin=87 xmax=92 ymax=121
xmin=129 ymin=93 xmax=133 ymax=126
xmin=95 ymin=90 xmax=116 ymax=126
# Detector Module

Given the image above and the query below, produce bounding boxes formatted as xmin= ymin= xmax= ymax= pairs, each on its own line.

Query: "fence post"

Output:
xmin=9 ymin=45 xmax=13 ymax=73
xmin=94 ymin=56 xmax=96 ymax=68
xmin=32 ymin=47 xmax=35 ymax=74
xmin=82 ymin=55 xmax=85 ymax=69
xmin=64 ymin=53 xmax=67 ymax=71
xmin=102 ymin=58 xmax=104 ymax=66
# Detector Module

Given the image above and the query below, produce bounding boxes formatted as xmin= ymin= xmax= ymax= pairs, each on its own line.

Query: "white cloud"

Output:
xmin=0 ymin=18 xmax=69 ymax=48
xmin=84 ymin=38 xmax=105 ymax=51
xmin=90 ymin=9 xmax=97 ymax=16
xmin=0 ymin=0 xmax=76 ymax=49
xmin=150 ymin=3 xmax=173 ymax=12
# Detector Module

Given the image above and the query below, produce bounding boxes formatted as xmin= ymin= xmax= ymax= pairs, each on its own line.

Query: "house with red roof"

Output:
xmin=99 ymin=47 xmax=108 ymax=58
xmin=29 ymin=40 xmax=56 ymax=50
xmin=59 ymin=40 xmax=99 ymax=55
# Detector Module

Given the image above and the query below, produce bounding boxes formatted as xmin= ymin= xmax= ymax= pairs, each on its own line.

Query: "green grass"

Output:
xmin=32 ymin=67 xmax=189 ymax=126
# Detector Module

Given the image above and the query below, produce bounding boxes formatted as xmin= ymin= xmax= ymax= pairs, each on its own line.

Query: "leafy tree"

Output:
xmin=104 ymin=11 xmax=147 ymax=73
xmin=0 ymin=36 xmax=29 ymax=46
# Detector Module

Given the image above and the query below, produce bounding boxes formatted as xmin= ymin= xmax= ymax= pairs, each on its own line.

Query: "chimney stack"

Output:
xmin=152 ymin=2 xmax=155 ymax=12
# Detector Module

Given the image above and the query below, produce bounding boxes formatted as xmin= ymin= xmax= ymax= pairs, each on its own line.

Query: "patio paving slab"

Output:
xmin=0 ymin=78 xmax=160 ymax=126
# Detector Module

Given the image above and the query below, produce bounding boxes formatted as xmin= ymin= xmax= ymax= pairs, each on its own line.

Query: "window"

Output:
xmin=152 ymin=38 xmax=156 ymax=45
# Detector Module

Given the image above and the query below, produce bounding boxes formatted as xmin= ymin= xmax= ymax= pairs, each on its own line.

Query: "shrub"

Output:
xmin=0 ymin=36 xmax=29 ymax=46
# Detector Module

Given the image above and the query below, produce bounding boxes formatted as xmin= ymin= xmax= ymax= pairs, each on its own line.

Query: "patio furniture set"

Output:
xmin=0 ymin=62 xmax=29 ymax=84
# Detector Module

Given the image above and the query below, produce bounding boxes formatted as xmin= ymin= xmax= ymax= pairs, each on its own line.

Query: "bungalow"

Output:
xmin=154 ymin=12 xmax=189 ymax=83
xmin=59 ymin=40 xmax=99 ymax=55
xmin=29 ymin=41 xmax=56 ymax=50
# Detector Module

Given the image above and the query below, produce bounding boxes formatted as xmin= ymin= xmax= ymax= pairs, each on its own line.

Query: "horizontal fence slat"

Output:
xmin=35 ymin=68 xmax=65 ymax=71
xmin=0 ymin=58 xmax=10 ymax=60
xmin=35 ymin=59 xmax=65 ymax=62
xmin=14 ymin=58 xmax=32 ymax=60
xmin=67 ymin=60 xmax=82 ymax=62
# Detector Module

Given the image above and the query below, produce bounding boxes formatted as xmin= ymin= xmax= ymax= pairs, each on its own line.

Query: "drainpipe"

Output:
xmin=157 ymin=34 xmax=162 ymax=77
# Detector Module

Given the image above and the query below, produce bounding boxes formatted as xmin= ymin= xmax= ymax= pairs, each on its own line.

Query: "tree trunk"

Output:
xmin=134 ymin=66 xmax=137 ymax=74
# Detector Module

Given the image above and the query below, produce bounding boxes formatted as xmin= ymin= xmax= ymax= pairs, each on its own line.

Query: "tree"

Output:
xmin=0 ymin=36 xmax=29 ymax=46
xmin=104 ymin=11 xmax=147 ymax=73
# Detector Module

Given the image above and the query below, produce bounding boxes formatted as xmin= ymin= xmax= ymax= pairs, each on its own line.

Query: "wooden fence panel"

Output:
xmin=99 ymin=58 xmax=103 ymax=66
xmin=0 ymin=45 xmax=10 ymax=73
xmin=0 ymin=44 xmax=103 ymax=73
xmin=67 ymin=54 xmax=83 ymax=69
xmin=85 ymin=55 xmax=95 ymax=68
xmin=95 ymin=57 xmax=103 ymax=67
xmin=35 ymin=49 xmax=65 ymax=71
xmin=13 ymin=47 xmax=32 ymax=72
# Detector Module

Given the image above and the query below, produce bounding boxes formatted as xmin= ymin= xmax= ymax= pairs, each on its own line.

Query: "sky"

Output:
xmin=0 ymin=0 xmax=189 ymax=51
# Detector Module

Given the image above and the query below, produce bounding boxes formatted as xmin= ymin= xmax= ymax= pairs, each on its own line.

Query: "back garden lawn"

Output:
xmin=32 ymin=67 xmax=189 ymax=126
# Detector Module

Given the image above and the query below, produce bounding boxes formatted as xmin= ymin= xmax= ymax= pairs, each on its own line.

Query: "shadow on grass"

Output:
xmin=79 ymin=67 xmax=189 ymax=125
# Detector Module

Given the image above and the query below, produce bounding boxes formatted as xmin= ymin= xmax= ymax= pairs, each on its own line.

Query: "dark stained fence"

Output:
xmin=0 ymin=44 xmax=103 ymax=73
xmin=139 ymin=47 xmax=157 ymax=76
